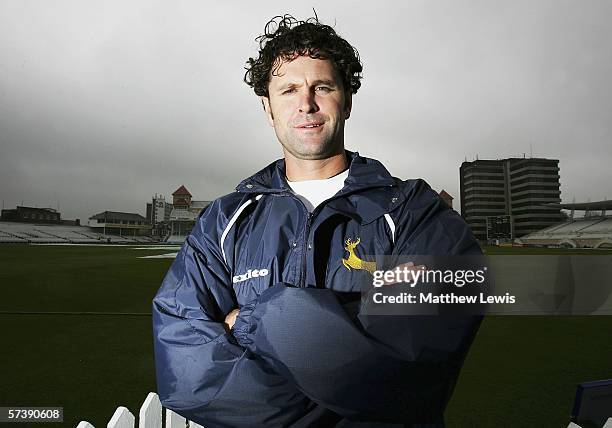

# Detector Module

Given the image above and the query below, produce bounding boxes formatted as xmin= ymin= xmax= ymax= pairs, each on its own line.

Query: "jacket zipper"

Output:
xmin=282 ymin=193 xmax=314 ymax=289
xmin=281 ymin=183 xmax=395 ymax=288
xmin=296 ymin=200 xmax=336 ymax=288
xmin=300 ymin=212 xmax=312 ymax=288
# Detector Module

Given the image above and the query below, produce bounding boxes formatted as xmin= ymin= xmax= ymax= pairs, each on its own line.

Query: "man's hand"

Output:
xmin=224 ymin=308 xmax=240 ymax=332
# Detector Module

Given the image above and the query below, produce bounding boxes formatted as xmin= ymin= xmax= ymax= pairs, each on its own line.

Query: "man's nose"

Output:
xmin=297 ymin=90 xmax=319 ymax=114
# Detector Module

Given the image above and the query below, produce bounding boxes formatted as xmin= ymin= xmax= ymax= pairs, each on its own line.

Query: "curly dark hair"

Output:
xmin=244 ymin=13 xmax=363 ymax=97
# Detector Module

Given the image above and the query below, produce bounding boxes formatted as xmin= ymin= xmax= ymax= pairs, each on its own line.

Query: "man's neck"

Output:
xmin=284 ymin=151 xmax=348 ymax=182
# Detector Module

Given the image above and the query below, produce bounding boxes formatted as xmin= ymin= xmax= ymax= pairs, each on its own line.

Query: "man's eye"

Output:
xmin=316 ymin=86 xmax=331 ymax=92
xmin=282 ymin=88 xmax=296 ymax=94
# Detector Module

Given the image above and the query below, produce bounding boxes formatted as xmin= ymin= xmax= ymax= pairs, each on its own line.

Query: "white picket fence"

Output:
xmin=76 ymin=392 xmax=612 ymax=428
xmin=570 ymin=420 xmax=612 ymax=428
xmin=76 ymin=392 xmax=204 ymax=428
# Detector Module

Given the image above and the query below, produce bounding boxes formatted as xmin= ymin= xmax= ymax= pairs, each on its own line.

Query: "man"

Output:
xmin=153 ymin=14 xmax=483 ymax=427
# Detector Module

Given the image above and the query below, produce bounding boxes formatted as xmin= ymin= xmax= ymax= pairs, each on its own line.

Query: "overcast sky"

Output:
xmin=1 ymin=0 xmax=611 ymax=221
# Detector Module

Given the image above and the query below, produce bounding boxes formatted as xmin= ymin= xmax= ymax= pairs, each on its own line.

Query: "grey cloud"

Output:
xmin=1 ymin=0 xmax=611 ymax=220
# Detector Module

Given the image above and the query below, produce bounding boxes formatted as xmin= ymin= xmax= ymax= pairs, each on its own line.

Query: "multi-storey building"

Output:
xmin=146 ymin=194 xmax=173 ymax=237
xmin=88 ymin=211 xmax=151 ymax=236
xmin=0 ymin=206 xmax=61 ymax=224
xmin=168 ymin=185 xmax=210 ymax=241
xmin=460 ymin=157 xmax=562 ymax=241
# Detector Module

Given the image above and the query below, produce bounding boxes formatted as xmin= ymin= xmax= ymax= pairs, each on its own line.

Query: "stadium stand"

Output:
xmin=0 ymin=229 xmax=23 ymax=243
xmin=165 ymin=235 xmax=187 ymax=244
xmin=517 ymin=199 xmax=612 ymax=248
xmin=515 ymin=215 xmax=612 ymax=248
xmin=585 ymin=218 xmax=612 ymax=232
xmin=545 ymin=218 xmax=605 ymax=234
xmin=518 ymin=216 xmax=612 ymax=249
xmin=0 ymin=222 xmax=161 ymax=244
xmin=132 ymin=236 xmax=156 ymax=243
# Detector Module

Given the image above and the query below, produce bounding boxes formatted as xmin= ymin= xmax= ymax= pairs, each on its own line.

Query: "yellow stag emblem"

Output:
xmin=342 ymin=237 xmax=377 ymax=274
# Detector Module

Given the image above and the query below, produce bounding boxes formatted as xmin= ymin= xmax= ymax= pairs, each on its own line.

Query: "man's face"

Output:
xmin=261 ymin=55 xmax=352 ymax=160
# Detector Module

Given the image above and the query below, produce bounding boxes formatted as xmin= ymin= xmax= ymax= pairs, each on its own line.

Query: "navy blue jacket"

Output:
xmin=152 ymin=151 xmax=483 ymax=427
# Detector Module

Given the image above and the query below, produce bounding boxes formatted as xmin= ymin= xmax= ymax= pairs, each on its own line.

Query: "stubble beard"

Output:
xmin=280 ymin=135 xmax=338 ymax=160
xmin=276 ymin=121 xmax=345 ymax=161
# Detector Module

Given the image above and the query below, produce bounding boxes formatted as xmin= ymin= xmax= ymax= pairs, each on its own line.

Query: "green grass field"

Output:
xmin=0 ymin=244 xmax=611 ymax=427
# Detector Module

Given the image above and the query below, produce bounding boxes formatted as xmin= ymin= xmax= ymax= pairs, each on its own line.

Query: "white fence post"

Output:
xmin=107 ymin=406 xmax=135 ymax=428
xmin=165 ymin=409 xmax=187 ymax=428
xmin=139 ymin=392 xmax=162 ymax=428
xmin=75 ymin=394 xmax=611 ymax=428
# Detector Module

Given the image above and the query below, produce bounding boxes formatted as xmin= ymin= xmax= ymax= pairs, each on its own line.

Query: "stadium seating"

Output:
xmin=0 ymin=222 xmax=161 ymax=245
xmin=542 ymin=218 xmax=603 ymax=234
xmin=519 ymin=215 xmax=612 ymax=248
xmin=583 ymin=218 xmax=612 ymax=233
xmin=165 ymin=235 xmax=187 ymax=244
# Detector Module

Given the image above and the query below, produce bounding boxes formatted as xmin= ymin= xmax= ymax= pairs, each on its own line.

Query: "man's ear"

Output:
xmin=344 ymin=92 xmax=352 ymax=120
xmin=260 ymin=96 xmax=274 ymax=127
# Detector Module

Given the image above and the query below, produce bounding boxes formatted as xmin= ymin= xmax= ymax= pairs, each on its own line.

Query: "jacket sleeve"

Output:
xmin=152 ymin=204 xmax=314 ymax=427
xmin=231 ymin=180 xmax=485 ymax=423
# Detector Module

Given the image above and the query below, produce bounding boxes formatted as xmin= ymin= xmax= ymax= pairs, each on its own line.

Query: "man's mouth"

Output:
xmin=296 ymin=122 xmax=324 ymax=129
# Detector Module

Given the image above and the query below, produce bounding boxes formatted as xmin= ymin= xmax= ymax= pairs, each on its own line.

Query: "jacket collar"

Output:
xmin=235 ymin=150 xmax=404 ymax=225
xmin=236 ymin=150 xmax=395 ymax=194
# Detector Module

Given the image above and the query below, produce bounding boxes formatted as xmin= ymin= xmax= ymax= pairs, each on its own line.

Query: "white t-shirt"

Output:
xmin=286 ymin=169 xmax=349 ymax=212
